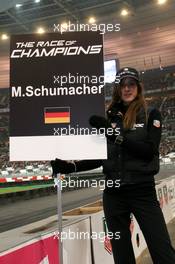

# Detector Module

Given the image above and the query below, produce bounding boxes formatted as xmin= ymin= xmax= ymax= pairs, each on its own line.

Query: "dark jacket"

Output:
xmin=75 ymin=103 xmax=162 ymax=187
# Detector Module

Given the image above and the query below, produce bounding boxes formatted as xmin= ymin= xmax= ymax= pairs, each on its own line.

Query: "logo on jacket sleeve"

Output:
xmin=153 ymin=120 xmax=160 ymax=128
xmin=111 ymin=123 xmax=117 ymax=128
xmin=130 ymin=123 xmax=144 ymax=130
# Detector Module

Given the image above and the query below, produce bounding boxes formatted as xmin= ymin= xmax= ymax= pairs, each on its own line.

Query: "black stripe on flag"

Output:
xmin=45 ymin=107 xmax=70 ymax=113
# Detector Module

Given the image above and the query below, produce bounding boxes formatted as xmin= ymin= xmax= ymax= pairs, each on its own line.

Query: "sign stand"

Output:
xmin=54 ymin=174 xmax=63 ymax=264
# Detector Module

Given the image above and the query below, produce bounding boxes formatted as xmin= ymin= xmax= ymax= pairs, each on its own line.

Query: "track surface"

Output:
xmin=155 ymin=164 xmax=175 ymax=181
xmin=0 ymin=164 xmax=174 ymax=233
xmin=0 ymin=187 xmax=102 ymax=233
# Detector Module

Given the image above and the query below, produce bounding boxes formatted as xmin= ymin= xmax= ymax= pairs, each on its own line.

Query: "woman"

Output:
xmin=51 ymin=67 xmax=175 ymax=264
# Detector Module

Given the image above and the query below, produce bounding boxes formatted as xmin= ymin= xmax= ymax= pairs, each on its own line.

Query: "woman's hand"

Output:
xmin=50 ymin=159 xmax=75 ymax=176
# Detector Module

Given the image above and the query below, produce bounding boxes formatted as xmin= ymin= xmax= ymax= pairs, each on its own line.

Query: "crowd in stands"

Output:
xmin=0 ymin=67 xmax=175 ymax=175
xmin=160 ymin=140 xmax=175 ymax=157
xmin=161 ymin=97 xmax=175 ymax=120
xmin=140 ymin=66 xmax=175 ymax=91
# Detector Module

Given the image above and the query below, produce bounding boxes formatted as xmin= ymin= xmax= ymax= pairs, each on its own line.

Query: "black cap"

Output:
xmin=117 ymin=67 xmax=139 ymax=83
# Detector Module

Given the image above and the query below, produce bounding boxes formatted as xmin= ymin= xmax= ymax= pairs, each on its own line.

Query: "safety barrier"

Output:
xmin=0 ymin=176 xmax=175 ymax=264
xmin=0 ymin=216 xmax=92 ymax=264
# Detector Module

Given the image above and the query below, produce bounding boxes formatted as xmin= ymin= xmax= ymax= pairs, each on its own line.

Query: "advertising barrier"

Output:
xmin=1 ymin=178 xmax=175 ymax=264
xmin=156 ymin=181 xmax=172 ymax=223
xmin=166 ymin=177 xmax=175 ymax=218
xmin=0 ymin=217 xmax=91 ymax=264
xmin=0 ymin=234 xmax=59 ymax=264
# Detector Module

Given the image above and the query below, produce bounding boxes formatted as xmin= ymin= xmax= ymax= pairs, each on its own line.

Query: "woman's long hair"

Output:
xmin=108 ymin=80 xmax=148 ymax=130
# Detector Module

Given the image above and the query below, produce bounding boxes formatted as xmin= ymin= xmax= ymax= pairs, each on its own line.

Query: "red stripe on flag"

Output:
xmin=45 ymin=112 xmax=70 ymax=118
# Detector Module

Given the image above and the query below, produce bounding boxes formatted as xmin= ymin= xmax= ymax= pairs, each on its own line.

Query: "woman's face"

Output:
xmin=120 ymin=77 xmax=138 ymax=104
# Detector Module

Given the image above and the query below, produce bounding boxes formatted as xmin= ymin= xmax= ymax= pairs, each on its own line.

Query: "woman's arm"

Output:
xmin=51 ymin=159 xmax=102 ymax=175
xmin=74 ymin=160 xmax=103 ymax=172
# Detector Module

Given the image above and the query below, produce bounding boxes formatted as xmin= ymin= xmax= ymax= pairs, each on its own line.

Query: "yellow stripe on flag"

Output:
xmin=45 ymin=117 xmax=70 ymax=124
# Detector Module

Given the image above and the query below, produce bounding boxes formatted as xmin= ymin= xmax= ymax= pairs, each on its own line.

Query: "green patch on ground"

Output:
xmin=0 ymin=184 xmax=54 ymax=194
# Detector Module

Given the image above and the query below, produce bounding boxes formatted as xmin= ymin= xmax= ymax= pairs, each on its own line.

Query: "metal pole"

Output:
xmin=54 ymin=173 xmax=63 ymax=264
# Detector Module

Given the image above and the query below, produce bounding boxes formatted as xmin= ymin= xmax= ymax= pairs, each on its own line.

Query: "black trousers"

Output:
xmin=103 ymin=183 xmax=175 ymax=264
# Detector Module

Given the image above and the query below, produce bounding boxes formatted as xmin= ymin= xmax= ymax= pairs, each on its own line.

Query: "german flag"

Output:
xmin=44 ymin=107 xmax=70 ymax=124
